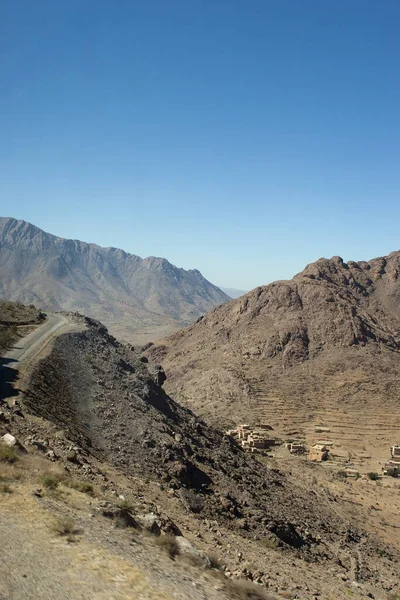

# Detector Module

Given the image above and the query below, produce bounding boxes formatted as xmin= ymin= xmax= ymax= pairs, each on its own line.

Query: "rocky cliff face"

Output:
xmin=0 ymin=217 xmax=229 ymax=342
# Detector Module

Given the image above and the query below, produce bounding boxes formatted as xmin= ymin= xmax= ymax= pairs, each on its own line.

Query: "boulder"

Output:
xmin=2 ymin=433 xmax=17 ymax=447
xmin=1 ymin=433 xmax=26 ymax=453
xmin=66 ymin=450 xmax=79 ymax=463
xmin=135 ymin=513 xmax=161 ymax=536
xmin=175 ymin=536 xmax=209 ymax=566
xmin=31 ymin=440 xmax=48 ymax=453
xmin=102 ymin=506 xmax=139 ymax=529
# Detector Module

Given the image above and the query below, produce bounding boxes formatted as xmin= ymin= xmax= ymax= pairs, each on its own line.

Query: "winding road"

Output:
xmin=0 ymin=313 xmax=70 ymax=400
xmin=2 ymin=313 xmax=69 ymax=368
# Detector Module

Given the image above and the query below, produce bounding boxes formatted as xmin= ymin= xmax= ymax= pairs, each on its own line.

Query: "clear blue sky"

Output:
xmin=1 ymin=1 xmax=400 ymax=290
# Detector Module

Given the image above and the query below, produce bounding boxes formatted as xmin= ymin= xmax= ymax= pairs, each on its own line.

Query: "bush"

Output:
xmin=336 ymin=470 xmax=348 ymax=480
xmin=52 ymin=516 xmax=80 ymax=537
xmin=0 ymin=326 xmax=18 ymax=352
xmin=155 ymin=534 xmax=180 ymax=559
xmin=67 ymin=480 xmax=95 ymax=496
xmin=367 ymin=472 xmax=380 ymax=481
xmin=117 ymin=499 xmax=134 ymax=512
xmin=0 ymin=446 xmax=18 ymax=464
xmin=386 ymin=467 xmax=399 ymax=478
xmin=40 ymin=474 xmax=60 ymax=490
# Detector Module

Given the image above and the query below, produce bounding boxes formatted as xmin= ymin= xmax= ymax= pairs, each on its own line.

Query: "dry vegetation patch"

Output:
xmin=0 ymin=445 xmax=19 ymax=464
xmin=155 ymin=534 xmax=181 ymax=560
xmin=51 ymin=515 xmax=81 ymax=538
xmin=227 ymin=579 xmax=274 ymax=600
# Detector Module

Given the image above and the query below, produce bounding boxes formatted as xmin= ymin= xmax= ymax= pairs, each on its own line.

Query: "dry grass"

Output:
xmin=117 ymin=498 xmax=134 ymax=512
xmin=40 ymin=473 xmax=60 ymax=490
xmin=227 ymin=579 xmax=273 ymax=600
xmin=155 ymin=534 xmax=180 ymax=560
xmin=259 ymin=537 xmax=279 ymax=550
xmin=0 ymin=446 xmax=19 ymax=464
xmin=51 ymin=515 xmax=81 ymax=537
xmin=0 ymin=483 xmax=13 ymax=493
xmin=64 ymin=478 xmax=95 ymax=496
xmin=20 ymin=453 xmax=65 ymax=482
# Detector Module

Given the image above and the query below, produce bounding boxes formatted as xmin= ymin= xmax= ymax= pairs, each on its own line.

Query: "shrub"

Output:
xmin=336 ymin=470 xmax=348 ymax=480
xmin=117 ymin=499 xmax=134 ymax=512
xmin=0 ymin=326 xmax=18 ymax=352
xmin=40 ymin=474 xmax=60 ymax=490
xmin=367 ymin=472 xmax=380 ymax=481
xmin=386 ymin=467 xmax=399 ymax=478
xmin=68 ymin=480 xmax=95 ymax=496
xmin=52 ymin=516 xmax=80 ymax=537
xmin=155 ymin=534 xmax=180 ymax=559
xmin=0 ymin=446 xmax=18 ymax=464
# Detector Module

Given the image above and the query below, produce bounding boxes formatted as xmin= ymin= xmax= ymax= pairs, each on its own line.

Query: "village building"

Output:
xmin=226 ymin=424 xmax=276 ymax=453
xmin=390 ymin=445 xmax=400 ymax=460
xmin=383 ymin=444 xmax=400 ymax=473
xmin=288 ymin=441 xmax=306 ymax=454
xmin=308 ymin=443 xmax=329 ymax=462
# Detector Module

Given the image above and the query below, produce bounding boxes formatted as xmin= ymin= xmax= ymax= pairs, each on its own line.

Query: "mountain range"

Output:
xmin=0 ymin=217 xmax=229 ymax=342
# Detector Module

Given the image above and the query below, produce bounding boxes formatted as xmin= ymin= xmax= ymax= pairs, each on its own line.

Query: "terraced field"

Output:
xmin=245 ymin=366 xmax=400 ymax=472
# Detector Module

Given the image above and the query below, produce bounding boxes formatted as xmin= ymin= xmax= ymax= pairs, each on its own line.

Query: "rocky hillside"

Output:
xmin=12 ymin=315 xmax=399 ymax=598
xmin=148 ymin=253 xmax=400 ymax=462
xmin=0 ymin=218 xmax=229 ymax=343
xmin=0 ymin=300 xmax=44 ymax=354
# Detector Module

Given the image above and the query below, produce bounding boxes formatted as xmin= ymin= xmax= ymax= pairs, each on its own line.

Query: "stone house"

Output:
xmin=308 ymin=444 xmax=329 ymax=462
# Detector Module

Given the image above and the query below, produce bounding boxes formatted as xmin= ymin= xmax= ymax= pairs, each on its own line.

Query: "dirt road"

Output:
xmin=0 ymin=313 xmax=70 ymax=401
xmin=2 ymin=313 xmax=69 ymax=366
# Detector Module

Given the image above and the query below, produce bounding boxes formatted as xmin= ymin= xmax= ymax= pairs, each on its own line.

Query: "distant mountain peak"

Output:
xmin=0 ymin=216 xmax=229 ymax=342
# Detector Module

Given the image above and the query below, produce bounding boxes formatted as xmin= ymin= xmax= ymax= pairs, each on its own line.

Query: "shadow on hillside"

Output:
xmin=0 ymin=358 xmax=19 ymax=401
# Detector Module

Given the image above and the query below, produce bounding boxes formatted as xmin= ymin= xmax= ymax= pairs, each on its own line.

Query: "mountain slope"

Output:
xmin=0 ymin=218 xmax=229 ymax=342
xmin=148 ymin=253 xmax=400 ymax=466
xmin=17 ymin=315 xmax=400 ymax=597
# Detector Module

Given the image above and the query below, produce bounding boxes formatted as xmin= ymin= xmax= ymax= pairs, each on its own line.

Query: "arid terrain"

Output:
xmin=149 ymin=253 xmax=400 ymax=474
xmin=0 ymin=217 xmax=229 ymax=343
xmin=1 ymin=304 xmax=400 ymax=599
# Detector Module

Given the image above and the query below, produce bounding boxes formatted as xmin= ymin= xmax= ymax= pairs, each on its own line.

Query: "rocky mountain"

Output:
xmin=0 ymin=217 xmax=229 ymax=343
xmin=149 ymin=253 xmax=400 ymax=464
xmin=7 ymin=313 xmax=398 ymax=598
